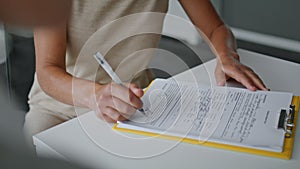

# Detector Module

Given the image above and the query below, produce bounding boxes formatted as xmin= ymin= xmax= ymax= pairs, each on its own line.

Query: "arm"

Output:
xmin=34 ymin=24 xmax=143 ymax=122
xmin=179 ymin=0 xmax=268 ymax=91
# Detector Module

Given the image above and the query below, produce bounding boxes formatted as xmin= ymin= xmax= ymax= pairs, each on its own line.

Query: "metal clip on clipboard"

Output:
xmin=278 ymin=105 xmax=296 ymax=138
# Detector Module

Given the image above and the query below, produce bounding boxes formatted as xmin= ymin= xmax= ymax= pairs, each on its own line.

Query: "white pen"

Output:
xmin=94 ymin=52 xmax=146 ymax=116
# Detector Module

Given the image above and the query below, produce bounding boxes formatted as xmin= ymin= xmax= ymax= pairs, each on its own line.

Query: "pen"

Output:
xmin=94 ymin=52 xmax=146 ymax=116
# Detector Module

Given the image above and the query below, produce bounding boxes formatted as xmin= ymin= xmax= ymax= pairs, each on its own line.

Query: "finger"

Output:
xmin=103 ymin=107 xmax=128 ymax=121
xmin=118 ymin=115 xmax=128 ymax=121
xmin=215 ymin=62 xmax=227 ymax=86
xmin=95 ymin=110 xmax=116 ymax=123
xmin=225 ymin=67 xmax=257 ymax=91
xmin=110 ymin=83 xmax=143 ymax=109
xmin=244 ymin=70 xmax=269 ymax=91
xmin=238 ymin=74 xmax=257 ymax=91
xmin=103 ymin=114 xmax=117 ymax=123
xmin=128 ymin=83 xmax=144 ymax=97
xmin=97 ymin=94 xmax=136 ymax=118
xmin=102 ymin=107 xmax=122 ymax=122
xmin=109 ymin=96 xmax=137 ymax=118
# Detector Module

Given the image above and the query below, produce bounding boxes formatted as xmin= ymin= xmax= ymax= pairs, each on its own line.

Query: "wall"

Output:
xmin=211 ymin=0 xmax=300 ymax=53
xmin=224 ymin=0 xmax=300 ymax=41
xmin=212 ymin=0 xmax=300 ymax=42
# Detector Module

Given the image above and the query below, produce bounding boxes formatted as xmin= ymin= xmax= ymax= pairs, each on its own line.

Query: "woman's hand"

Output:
xmin=34 ymin=25 xmax=144 ymax=123
xmin=215 ymin=52 xmax=269 ymax=91
xmin=178 ymin=0 xmax=269 ymax=91
xmin=91 ymin=83 xmax=144 ymax=123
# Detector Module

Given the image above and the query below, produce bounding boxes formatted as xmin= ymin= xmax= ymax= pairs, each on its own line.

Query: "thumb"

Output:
xmin=215 ymin=62 xmax=227 ymax=86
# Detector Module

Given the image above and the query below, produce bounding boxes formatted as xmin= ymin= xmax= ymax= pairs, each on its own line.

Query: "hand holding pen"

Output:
xmin=93 ymin=52 xmax=146 ymax=123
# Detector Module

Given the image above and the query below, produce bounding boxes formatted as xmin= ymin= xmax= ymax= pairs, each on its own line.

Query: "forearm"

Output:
xmin=34 ymin=25 xmax=99 ymax=109
xmin=38 ymin=62 xmax=145 ymax=123
xmin=37 ymin=65 xmax=99 ymax=109
xmin=210 ymin=25 xmax=238 ymax=61
xmin=179 ymin=0 xmax=237 ymax=60
xmin=34 ymin=24 xmax=144 ymax=122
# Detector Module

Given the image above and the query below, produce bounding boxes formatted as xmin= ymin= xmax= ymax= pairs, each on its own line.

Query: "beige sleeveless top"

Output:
xmin=28 ymin=0 xmax=168 ymax=117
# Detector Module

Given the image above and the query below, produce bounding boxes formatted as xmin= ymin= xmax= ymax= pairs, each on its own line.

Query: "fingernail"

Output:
xmin=113 ymin=113 xmax=120 ymax=119
xmin=250 ymin=86 xmax=257 ymax=91
xmin=217 ymin=81 xmax=224 ymax=86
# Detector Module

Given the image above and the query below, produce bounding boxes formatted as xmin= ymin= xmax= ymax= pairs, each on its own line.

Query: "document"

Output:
xmin=117 ymin=79 xmax=293 ymax=152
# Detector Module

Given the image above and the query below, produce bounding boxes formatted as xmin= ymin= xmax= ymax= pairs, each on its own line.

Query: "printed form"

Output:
xmin=117 ymin=79 xmax=293 ymax=152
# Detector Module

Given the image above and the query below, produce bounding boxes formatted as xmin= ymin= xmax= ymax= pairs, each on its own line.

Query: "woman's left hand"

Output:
xmin=214 ymin=52 xmax=269 ymax=91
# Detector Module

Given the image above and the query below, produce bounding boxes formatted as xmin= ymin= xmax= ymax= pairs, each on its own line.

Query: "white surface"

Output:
xmin=34 ymin=49 xmax=300 ymax=169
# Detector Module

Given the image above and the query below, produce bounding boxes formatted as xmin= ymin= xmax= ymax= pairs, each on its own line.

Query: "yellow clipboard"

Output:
xmin=113 ymin=81 xmax=300 ymax=159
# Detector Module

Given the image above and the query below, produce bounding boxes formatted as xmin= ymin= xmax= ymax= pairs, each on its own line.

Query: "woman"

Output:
xmin=24 ymin=0 xmax=268 ymax=142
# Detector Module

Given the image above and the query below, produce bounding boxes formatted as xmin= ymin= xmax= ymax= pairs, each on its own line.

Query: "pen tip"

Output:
xmin=138 ymin=108 xmax=147 ymax=116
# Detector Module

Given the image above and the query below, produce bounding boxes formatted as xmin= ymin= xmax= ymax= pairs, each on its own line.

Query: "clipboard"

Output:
xmin=113 ymin=81 xmax=300 ymax=159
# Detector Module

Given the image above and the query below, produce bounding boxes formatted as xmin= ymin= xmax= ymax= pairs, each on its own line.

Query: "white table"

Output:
xmin=34 ymin=49 xmax=300 ymax=169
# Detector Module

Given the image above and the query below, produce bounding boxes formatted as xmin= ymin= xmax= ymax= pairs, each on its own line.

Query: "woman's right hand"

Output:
xmin=33 ymin=22 xmax=144 ymax=124
xmin=91 ymin=83 xmax=144 ymax=123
